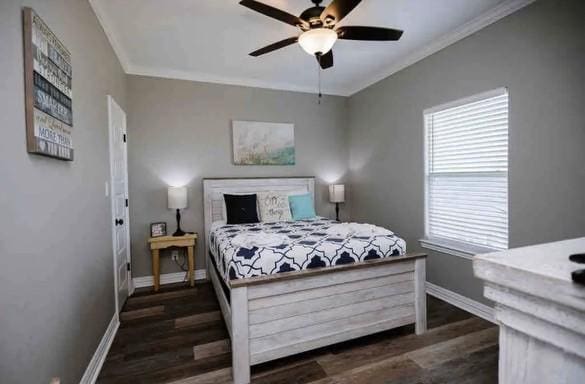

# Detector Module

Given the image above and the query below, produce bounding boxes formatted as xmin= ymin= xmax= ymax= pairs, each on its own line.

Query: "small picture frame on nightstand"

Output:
xmin=150 ymin=222 xmax=167 ymax=238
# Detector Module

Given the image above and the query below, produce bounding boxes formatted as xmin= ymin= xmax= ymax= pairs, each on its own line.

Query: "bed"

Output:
xmin=203 ymin=177 xmax=427 ymax=384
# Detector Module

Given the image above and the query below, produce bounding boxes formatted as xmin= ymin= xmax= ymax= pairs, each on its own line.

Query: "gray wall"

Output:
xmin=0 ymin=1 xmax=126 ymax=383
xmin=348 ymin=0 xmax=585 ymax=305
xmin=127 ymin=76 xmax=349 ymax=277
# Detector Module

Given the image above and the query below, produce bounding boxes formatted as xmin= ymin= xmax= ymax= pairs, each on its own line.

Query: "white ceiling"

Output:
xmin=90 ymin=0 xmax=533 ymax=96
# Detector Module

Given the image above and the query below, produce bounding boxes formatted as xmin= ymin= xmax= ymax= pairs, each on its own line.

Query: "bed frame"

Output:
xmin=203 ymin=177 xmax=427 ymax=384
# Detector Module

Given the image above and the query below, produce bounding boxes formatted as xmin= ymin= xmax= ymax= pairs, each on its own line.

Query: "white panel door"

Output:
xmin=108 ymin=95 xmax=130 ymax=312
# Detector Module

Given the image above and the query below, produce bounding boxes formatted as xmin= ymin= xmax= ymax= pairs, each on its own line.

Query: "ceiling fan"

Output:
xmin=240 ymin=0 xmax=403 ymax=70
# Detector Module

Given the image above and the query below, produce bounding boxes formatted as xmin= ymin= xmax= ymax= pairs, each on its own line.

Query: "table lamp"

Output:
xmin=168 ymin=186 xmax=188 ymax=236
xmin=329 ymin=184 xmax=345 ymax=222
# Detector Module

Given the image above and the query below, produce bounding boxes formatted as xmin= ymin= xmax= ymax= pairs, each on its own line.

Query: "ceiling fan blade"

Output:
xmin=317 ymin=50 xmax=334 ymax=69
xmin=320 ymin=0 xmax=362 ymax=24
xmin=240 ymin=0 xmax=308 ymax=28
xmin=249 ymin=37 xmax=299 ymax=57
xmin=337 ymin=26 xmax=403 ymax=41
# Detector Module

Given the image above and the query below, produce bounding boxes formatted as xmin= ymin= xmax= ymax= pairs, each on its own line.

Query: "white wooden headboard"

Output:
xmin=202 ymin=177 xmax=315 ymax=258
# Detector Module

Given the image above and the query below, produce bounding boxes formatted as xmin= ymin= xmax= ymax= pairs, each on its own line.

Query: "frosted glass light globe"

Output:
xmin=298 ymin=28 xmax=338 ymax=55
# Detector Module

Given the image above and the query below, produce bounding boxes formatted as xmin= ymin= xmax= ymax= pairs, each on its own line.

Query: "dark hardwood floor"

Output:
xmin=98 ymin=281 xmax=498 ymax=384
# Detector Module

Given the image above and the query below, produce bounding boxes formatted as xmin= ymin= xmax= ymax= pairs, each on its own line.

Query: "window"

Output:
xmin=424 ymin=88 xmax=508 ymax=253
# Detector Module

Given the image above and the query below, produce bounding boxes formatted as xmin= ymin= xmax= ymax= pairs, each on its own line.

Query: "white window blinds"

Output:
xmin=425 ymin=88 xmax=509 ymax=251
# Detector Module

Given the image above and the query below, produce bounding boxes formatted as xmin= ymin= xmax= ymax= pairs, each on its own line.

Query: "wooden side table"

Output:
xmin=148 ymin=233 xmax=197 ymax=292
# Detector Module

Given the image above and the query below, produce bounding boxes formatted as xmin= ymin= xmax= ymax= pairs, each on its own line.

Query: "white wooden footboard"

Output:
xmin=225 ymin=253 xmax=427 ymax=384
xmin=202 ymin=179 xmax=427 ymax=383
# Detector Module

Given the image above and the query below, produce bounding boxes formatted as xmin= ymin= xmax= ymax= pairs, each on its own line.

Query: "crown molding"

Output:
xmin=90 ymin=0 xmax=535 ymax=97
xmin=126 ymin=63 xmax=349 ymax=96
xmin=89 ymin=0 xmax=131 ymax=72
xmin=90 ymin=0 xmax=346 ymax=95
xmin=346 ymin=0 xmax=537 ymax=95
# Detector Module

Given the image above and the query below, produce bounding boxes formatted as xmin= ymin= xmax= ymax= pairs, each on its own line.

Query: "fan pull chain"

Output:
xmin=317 ymin=55 xmax=322 ymax=105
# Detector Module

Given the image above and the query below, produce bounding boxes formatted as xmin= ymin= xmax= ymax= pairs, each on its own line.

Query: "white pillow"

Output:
xmin=257 ymin=191 xmax=292 ymax=222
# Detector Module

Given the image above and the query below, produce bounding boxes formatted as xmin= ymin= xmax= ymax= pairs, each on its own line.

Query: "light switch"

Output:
xmin=105 ymin=181 xmax=109 ymax=197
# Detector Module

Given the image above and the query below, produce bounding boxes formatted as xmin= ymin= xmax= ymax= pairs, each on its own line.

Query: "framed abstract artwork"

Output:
xmin=232 ymin=120 xmax=295 ymax=165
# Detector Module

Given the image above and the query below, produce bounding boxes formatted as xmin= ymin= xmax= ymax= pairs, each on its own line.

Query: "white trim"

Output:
xmin=422 ymin=88 xmax=509 ymax=253
xmin=423 ymin=87 xmax=508 ymax=115
xmin=129 ymin=278 xmax=135 ymax=297
xmin=90 ymin=0 xmax=534 ymax=97
xmin=426 ymin=282 xmax=496 ymax=324
xmin=132 ymin=269 xmax=207 ymax=289
xmin=79 ymin=313 xmax=119 ymax=384
xmin=107 ymin=95 xmax=132 ymax=315
xmin=88 ymin=0 xmax=131 ymax=72
xmin=127 ymin=64 xmax=349 ymax=97
xmin=419 ymin=237 xmax=497 ymax=261
xmin=346 ymin=0 xmax=536 ymax=95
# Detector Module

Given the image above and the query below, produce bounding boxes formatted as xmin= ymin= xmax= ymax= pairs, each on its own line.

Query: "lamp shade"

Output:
xmin=168 ymin=186 xmax=188 ymax=209
xmin=298 ymin=28 xmax=338 ymax=55
xmin=329 ymin=184 xmax=345 ymax=203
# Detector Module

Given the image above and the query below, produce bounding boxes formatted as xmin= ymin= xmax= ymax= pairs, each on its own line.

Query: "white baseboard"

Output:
xmin=80 ymin=313 xmax=119 ymax=384
xmin=426 ymin=282 xmax=496 ymax=324
xmin=133 ymin=269 xmax=207 ymax=289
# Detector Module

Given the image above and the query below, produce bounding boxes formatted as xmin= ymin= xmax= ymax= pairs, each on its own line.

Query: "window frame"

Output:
xmin=421 ymin=87 xmax=509 ymax=258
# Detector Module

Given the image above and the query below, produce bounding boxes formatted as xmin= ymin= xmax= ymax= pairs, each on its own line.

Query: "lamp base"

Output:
xmin=173 ymin=208 xmax=186 ymax=237
xmin=335 ymin=202 xmax=340 ymax=222
xmin=172 ymin=229 xmax=186 ymax=237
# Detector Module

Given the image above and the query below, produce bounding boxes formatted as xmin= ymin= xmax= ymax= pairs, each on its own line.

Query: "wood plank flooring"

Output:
xmin=98 ymin=281 xmax=498 ymax=384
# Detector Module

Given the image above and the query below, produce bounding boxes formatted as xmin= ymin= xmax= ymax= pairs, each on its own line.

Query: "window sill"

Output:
xmin=419 ymin=238 xmax=499 ymax=261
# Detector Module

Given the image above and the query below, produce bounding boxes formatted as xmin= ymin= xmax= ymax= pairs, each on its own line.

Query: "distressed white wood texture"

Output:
xmin=251 ymin=311 xmax=415 ymax=365
xmin=247 ymin=261 xmax=414 ymax=298
xmin=415 ymin=258 xmax=427 ymax=335
xmin=248 ymin=271 xmax=413 ymax=310
xmin=500 ymin=325 xmax=585 ymax=384
xmin=245 ymin=260 xmax=422 ymax=365
xmin=207 ymin=255 xmax=426 ymax=375
xmin=474 ymin=237 xmax=585 ymax=311
xmin=249 ymin=280 xmax=414 ymax=324
xmin=231 ymin=286 xmax=250 ymax=384
xmin=207 ymin=253 xmax=231 ymax=337
xmin=250 ymin=300 xmax=414 ymax=354
xmin=474 ymin=238 xmax=585 ymax=384
xmin=249 ymin=293 xmax=414 ymax=339
xmin=250 ymin=303 xmax=414 ymax=353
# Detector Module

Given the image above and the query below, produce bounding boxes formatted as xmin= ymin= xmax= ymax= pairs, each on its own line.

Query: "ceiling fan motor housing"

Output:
xmin=300 ymin=6 xmax=326 ymax=29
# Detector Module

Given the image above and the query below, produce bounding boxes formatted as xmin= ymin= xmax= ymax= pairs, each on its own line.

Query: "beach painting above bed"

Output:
xmin=232 ymin=120 xmax=295 ymax=165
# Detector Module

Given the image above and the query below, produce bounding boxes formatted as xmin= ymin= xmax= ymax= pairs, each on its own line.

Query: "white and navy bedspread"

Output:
xmin=209 ymin=217 xmax=406 ymax=283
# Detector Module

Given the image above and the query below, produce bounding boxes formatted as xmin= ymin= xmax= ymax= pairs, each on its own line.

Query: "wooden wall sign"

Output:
xmin=23 ymin=7 xmax=74 ymax=161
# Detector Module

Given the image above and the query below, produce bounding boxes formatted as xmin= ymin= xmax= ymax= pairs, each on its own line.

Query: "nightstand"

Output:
xmin=148 ymin=233 xmax=197 ymax=292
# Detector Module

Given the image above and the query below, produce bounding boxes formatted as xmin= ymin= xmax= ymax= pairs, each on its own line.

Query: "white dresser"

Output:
xmin=474 ymin=238 xmax=585 ymax=384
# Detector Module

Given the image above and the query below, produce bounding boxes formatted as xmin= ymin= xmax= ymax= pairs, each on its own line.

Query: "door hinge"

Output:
xmin=126 ymin=262 xmax=131 ymax=272
xmin=125 ymin=198 xmax=129 ymax=207
xmin=123 ymin=134 xmax=126 ymax=143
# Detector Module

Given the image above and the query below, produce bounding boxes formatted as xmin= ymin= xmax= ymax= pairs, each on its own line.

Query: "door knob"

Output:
xmin=115 ymin=218 xmax=124 ymax=226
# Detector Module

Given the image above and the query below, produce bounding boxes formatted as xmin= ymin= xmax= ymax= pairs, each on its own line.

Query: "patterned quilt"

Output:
xmin=209 ymin=217 xmax=407 ymax=283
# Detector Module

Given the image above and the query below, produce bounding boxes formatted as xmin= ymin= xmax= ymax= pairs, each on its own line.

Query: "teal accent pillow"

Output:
xmin=289 ymin=193 xmax=317 ymax=220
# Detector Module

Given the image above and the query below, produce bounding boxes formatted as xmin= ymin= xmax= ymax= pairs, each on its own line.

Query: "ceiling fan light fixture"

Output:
xmin=298 ymin=28 xmax=337 ymax=56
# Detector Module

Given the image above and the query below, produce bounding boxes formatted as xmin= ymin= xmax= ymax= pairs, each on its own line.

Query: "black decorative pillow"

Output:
xmin=224 ymin=194 xmax=259 ymax=225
